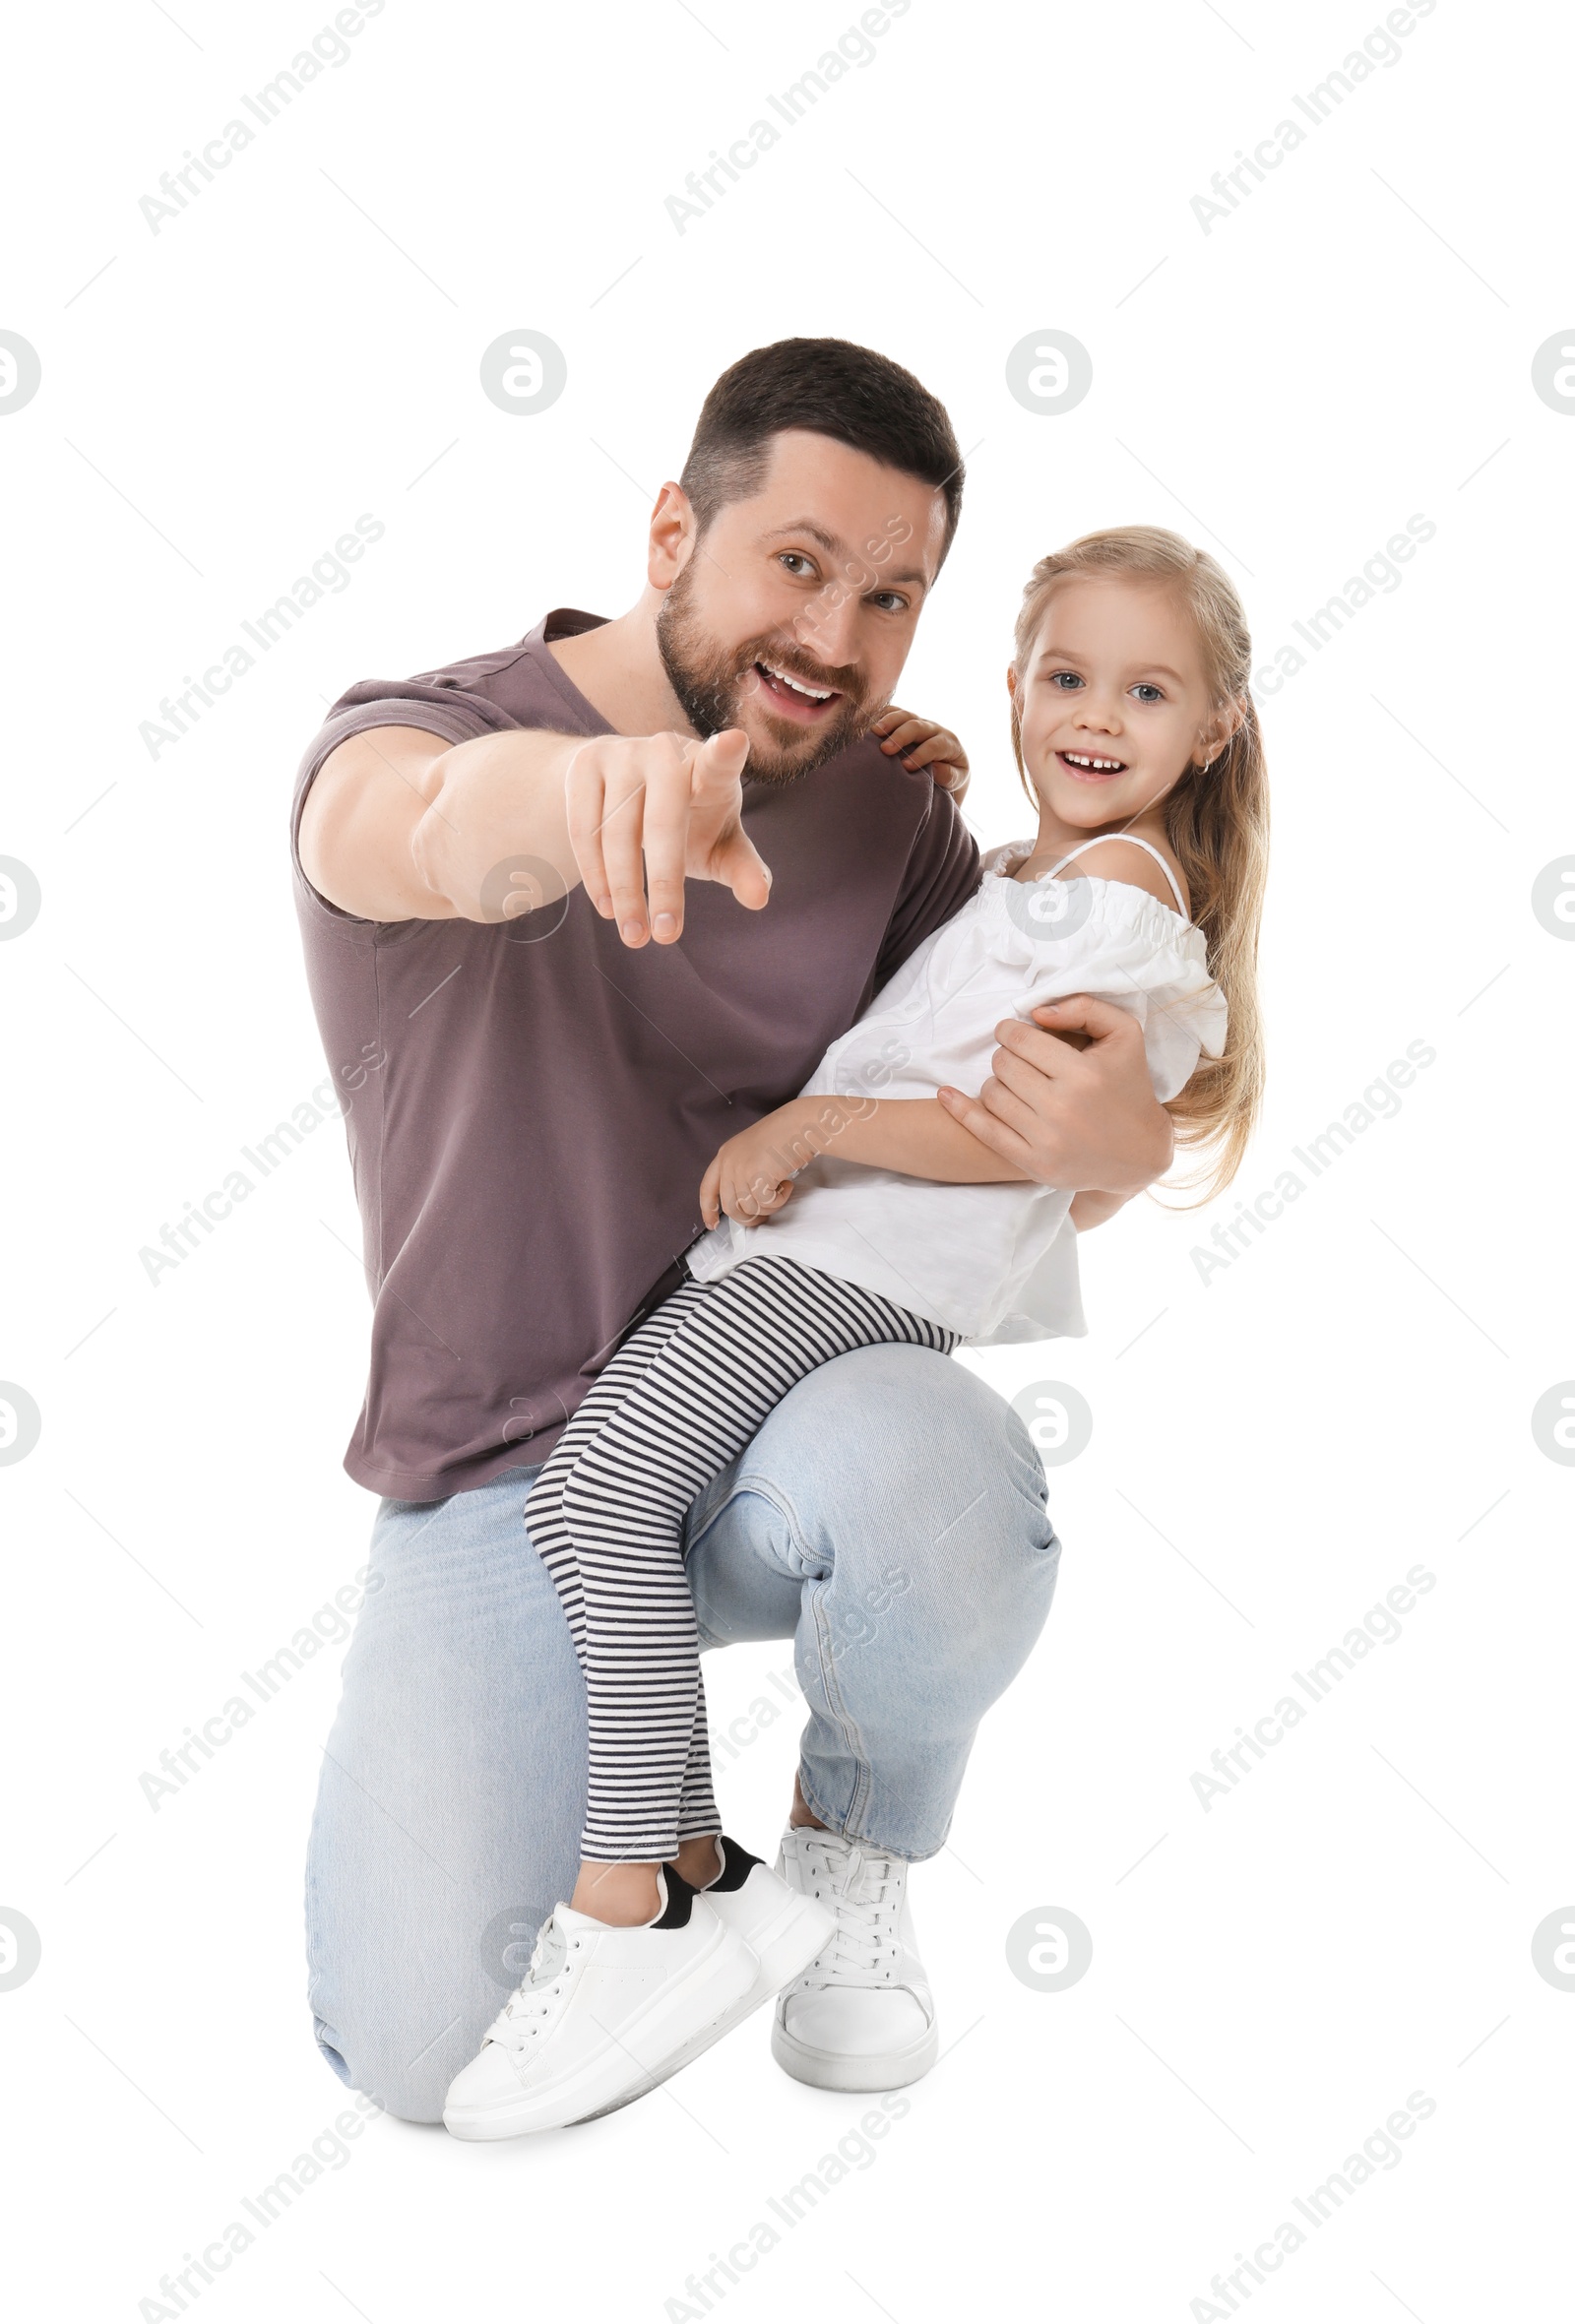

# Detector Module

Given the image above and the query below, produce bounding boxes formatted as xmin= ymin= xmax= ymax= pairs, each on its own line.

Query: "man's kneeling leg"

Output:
xmin=303 ymin=1470 xmax=588 ymax=2123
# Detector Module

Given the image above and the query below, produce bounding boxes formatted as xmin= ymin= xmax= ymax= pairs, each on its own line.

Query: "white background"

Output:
xmin=2 ymin=1 xmax=1571 ymax=2317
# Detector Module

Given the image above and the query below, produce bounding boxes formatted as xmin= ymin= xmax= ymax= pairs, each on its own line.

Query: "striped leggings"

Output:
xmin=524 ymin=1255 xmax=959 ymax=1862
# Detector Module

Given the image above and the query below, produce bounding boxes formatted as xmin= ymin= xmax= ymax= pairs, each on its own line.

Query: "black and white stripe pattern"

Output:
xmin=525 ymin=1255 xmax=958 ymax=1862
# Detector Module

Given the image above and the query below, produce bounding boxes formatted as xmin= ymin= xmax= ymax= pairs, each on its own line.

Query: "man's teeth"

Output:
xmin=761 ymin=660 xmax=834 ymax=702
xmin=1063 ymin=751 xmax=1125 ymax=771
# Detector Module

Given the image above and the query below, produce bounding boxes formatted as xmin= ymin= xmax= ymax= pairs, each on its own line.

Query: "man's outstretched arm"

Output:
xmin=298 ymin=722 xmax=768 ymax=939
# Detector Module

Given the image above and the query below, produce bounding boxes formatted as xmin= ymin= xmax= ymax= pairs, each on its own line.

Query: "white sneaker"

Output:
xmin=771 ymin=1826 xmax=938 ymax=2093
xmin=704 ymin=1835 xmax=839 ymax=1992
xmin=442 ymin=1869 xmax=756 ymax=2140
xmin=570 ymin=1837 xmax=835 ymax=2122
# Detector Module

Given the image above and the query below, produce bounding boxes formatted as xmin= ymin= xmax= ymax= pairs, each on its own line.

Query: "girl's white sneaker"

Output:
xmin=701 ymin=1835 xmax=838 ymax=1993
xmin=567 ymin=1836 xmax=835 ymax=2123
xmin=442 ymin=1868 xmax=756 ymax=2140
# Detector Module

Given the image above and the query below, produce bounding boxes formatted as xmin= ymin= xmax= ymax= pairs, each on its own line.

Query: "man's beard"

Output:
xmin=656 ymin=562 xmax=873 ymax=785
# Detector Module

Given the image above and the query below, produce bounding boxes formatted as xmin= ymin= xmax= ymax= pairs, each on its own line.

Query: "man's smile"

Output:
xmin=753 ymin=658 xmax=846 ymax=722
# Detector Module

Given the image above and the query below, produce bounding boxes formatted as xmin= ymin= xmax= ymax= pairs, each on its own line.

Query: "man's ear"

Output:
xmin=648 ymin=482 xmax=696 ymax=593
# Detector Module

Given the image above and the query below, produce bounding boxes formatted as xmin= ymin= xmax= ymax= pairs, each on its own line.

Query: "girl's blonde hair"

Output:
xmin=1009 ymin=526 xmax=1269 ymax=1204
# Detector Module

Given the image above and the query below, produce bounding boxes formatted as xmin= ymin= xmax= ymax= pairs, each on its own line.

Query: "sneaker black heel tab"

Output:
xmin=652 ymin=1868 xmax=697 ymax=1928
xmin=709 ymin=1837 xmax=765 ymax=1894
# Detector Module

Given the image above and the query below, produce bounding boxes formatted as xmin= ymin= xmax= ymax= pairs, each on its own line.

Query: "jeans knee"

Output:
xmin=377 ymin=2074 xmax=446 ymax=2128
xmin=751 ymin=1344 xmax=1054 ymax=1569
xmin=313 ymin=2015 xmax=448 ymax=2125
xmin=313 ymin=2021 xmax=353 ymax=2091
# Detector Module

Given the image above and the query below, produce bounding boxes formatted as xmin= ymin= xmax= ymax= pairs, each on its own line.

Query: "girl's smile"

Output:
xmin=1056 ymin=749 xmax=1129 ymax=781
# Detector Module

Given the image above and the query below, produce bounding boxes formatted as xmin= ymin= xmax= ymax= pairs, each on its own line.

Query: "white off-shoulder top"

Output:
xmin=686 ymin=834 xmax=1228 ymax=1345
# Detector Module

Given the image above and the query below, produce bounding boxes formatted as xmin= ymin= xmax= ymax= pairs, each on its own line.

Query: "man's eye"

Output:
xmin=869 ymin=590 xmax=909 ymax=614
xmin=779 ymin=552 xmax=816 ymax=577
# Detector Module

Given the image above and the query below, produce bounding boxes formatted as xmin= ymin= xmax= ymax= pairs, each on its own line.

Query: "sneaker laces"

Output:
xmin=484 ymin=1916 xmax=571 ymax=2051
xmin=798 ymin=1835 xmax=905 ymax=1983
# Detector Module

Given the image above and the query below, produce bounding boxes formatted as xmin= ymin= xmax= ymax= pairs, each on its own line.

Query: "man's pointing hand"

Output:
xmin=565 ymin=726 xmax=770 ymax=947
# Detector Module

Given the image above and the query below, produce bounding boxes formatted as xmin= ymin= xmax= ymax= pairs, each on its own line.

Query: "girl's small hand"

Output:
xmin=871 ymin=706 xmax=970 ymax=803
xmin=699 ymin=1107 xmax=811 ymax=1228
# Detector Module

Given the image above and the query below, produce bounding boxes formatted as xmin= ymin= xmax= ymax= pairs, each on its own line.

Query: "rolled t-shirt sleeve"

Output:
xmin=289 ymin=678 xmax=522 ymax=904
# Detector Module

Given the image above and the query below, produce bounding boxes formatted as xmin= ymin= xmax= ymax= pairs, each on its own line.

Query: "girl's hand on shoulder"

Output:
xmin=871 ymin=706 xmax=970 ymax=803
xmin=699 ymin=1107 xmax=808 ymax=1228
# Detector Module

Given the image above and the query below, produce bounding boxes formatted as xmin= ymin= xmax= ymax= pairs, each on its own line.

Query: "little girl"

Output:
xmin=443 ymin=526 xmax=1269 ymax=2141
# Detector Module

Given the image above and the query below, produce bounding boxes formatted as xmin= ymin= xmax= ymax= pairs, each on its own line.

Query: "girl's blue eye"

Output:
xmin=1050 ymin=671 xmax=1083 ymax=690
xmin=1132 ymin=683 xmax=1164 ymax=703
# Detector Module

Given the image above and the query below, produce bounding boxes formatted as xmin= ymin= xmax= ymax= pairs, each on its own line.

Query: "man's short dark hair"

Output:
xmin=679 ymin=338 xmax=964 ymax=560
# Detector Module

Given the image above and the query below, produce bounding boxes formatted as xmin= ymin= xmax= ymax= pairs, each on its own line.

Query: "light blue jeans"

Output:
xmin=304 ymin=1346 xmax=1059 ymax=2121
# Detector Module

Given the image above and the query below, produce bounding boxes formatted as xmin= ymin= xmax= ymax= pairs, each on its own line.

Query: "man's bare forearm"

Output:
xmin=300 ymin=720 xmax=767 ymax=941
xmin=410 ymin=729 xmax=582 ymax=920
xmin=299 ymin=723 xmax=584 ymax=922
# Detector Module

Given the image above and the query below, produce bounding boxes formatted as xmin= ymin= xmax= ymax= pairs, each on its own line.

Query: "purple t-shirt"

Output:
xmin=292 ymin=609 xmax=981 ymax=1500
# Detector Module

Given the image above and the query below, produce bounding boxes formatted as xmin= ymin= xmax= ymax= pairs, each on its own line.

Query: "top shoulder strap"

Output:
xmin=1046 ymin=833 xmax=1188 ymax=918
